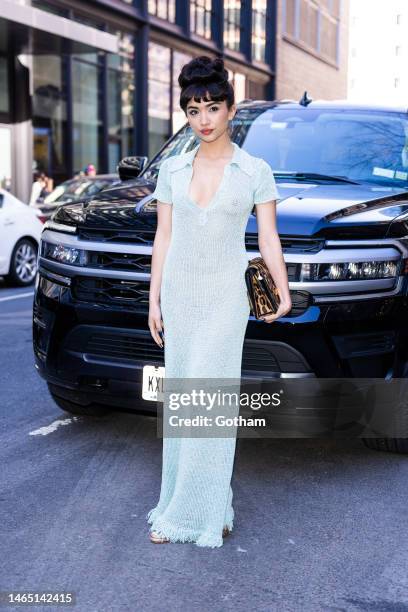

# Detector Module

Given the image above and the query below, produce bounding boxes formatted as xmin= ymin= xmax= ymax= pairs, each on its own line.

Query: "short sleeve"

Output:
xmin=151 ymin=158 xmax=172 ymax=205
xmin=253 ymin=159 xmax=280 ymax=205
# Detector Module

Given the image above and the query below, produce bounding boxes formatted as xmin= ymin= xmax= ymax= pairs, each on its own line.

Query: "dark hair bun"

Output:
xmin=178 ymin=55 xmax=234 ymax=114
xmin=178 ymin=56 xmax=228 ymax=89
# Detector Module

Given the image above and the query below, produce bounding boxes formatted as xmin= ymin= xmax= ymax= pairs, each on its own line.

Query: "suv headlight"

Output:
xmin=40 ymin=241 xmax=88 ymax=266
xmin=43 ymin=220 xmax=77 ymax=234
xmin=299 ymin=260 xmax=400 ymax=281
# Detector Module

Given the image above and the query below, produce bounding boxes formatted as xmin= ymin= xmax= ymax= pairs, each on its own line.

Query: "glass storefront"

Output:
xmin=31 ymin=28 xmax=135 ymax=183
xmin=107 ymin=32 xmax=135 ymax=172
xmin=5 ymin=0 xmax=274 ymax=193
xmin=148 ymin=42 xmax=171 ymax=159
xmin=72 ymin=54 xmax=104 ymax=175
xmin=32 ymin=54 xmax=68 ymax=184
xmin=0 ymin=57 xmax=9 ymax=114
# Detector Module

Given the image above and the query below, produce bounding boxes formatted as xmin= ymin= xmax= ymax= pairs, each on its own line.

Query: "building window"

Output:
xmin=300 ymin=0 xmax=319 ymax=50
xmin=148 ymin=0 xmax=176 ymax=23
xmin=172 ymin=51 xmax=193 ymax=133
xmin=148 ymin=42 xmax=171 ymax=159
xmin=191 ymin=0 xmax=212 ymax=39
xmin=396 ymin=14 xmax=402 ymax=25
xmin=31 ymin=0 xmax=69 ymax=17
xmin=224 ymin=0 xmax=241 ymax=52
xmin=395 ymin=45 xmax=401 ymax=56
xmin=248 ymin=79 xmax=266 ymax=100
xmin=284 ymin=0 xmax=297 ymax=36
xmin=330 ymin=0 xmax=340 ymax=19
xmin=106 ymin=32 xmax=136 ymax=172
xmin=283 ymin=0 xmax=340 ymax=64
xmin=252 ymin=0 xmax=268 ymax=62
xmin=228 ymin=69 xmax=246 ymax=102
xmin=394 ymin=77 xmax=400 ymax=88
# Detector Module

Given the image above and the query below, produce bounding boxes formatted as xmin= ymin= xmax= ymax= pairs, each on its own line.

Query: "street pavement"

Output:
xmin=1 ymin=281 xmax=408 ymax=612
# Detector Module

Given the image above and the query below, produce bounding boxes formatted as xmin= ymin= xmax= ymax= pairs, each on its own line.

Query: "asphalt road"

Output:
xmin=1 ymin=282 xmax=408 ymax=612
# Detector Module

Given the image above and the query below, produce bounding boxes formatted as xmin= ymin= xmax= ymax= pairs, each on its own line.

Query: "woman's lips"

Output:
xmin=201 ymin=129 xmax=213 ymax=135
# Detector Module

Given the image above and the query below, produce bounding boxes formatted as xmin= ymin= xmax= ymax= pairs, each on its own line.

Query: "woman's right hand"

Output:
xmin=149 ymin=301 xmax=164 ymax=348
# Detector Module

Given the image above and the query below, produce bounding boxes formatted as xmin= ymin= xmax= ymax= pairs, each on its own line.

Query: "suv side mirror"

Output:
xmin=117 ymin=156 xmax=149 ymax=181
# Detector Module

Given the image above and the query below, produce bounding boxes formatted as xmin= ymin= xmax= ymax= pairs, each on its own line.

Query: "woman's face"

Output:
xmin=185 ymin=94 xmax=236 ymax=142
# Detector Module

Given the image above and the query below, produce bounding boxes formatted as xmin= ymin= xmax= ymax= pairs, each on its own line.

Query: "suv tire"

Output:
xmin=361 ymin=393 xmax=408 ymax=454
xmin=361 ymin=438 xmax=408 ymax=454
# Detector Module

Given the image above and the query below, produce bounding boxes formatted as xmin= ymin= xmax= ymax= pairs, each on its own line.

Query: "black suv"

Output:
xmin=33 ymin=99 xmax=408 ymax=453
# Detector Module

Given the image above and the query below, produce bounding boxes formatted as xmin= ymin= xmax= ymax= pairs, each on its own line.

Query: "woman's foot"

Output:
xmin=149 ymin=530 xmax=170 ymax=544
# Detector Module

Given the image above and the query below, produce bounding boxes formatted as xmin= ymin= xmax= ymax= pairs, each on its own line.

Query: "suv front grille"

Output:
xmin=81 ymin=330 xmax=313 ymax=374
xmin=87 ymin=252 xmax=151 ymax=272
xmin=74 ymin=253 xmax=300 ymax=279
xmin=86 ymin=331 xmax=164 ymax=362
xmin=71 ymin=274 xmax=308 ymax=314
xmin=77 ymin=228 xmax=156 ymax=244
xmin=72 ymin=276 xmax=149 ymax=307
xmin=245 ymin=235 xmax=324 ymax=254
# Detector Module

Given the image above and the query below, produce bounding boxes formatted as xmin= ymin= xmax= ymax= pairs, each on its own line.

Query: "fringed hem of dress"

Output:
xmin=146 ymin=506 xmax=234 ymax=548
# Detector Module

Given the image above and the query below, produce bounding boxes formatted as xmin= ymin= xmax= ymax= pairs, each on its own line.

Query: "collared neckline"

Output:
xmin=168 ymin=141 xmax=256 ymax=176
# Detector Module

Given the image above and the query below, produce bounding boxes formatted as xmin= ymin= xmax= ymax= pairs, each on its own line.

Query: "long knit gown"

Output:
xmin=146 ymin=141 xmax=280 ymax=547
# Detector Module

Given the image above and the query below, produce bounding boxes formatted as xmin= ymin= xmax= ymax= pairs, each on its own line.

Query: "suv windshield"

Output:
xmin=144 ymin=107 xmax=408 ymax=188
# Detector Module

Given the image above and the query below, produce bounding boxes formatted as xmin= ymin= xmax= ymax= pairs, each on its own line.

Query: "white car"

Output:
xmin=0 ymin=189 xmax=43 ymax=286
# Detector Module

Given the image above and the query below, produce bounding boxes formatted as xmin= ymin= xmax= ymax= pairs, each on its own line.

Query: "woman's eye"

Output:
xmin=189 ymin=107 xmax=219 ymax=116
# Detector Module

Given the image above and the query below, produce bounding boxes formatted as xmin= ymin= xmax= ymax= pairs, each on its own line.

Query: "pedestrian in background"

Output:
xmin=85 ymin=164 xmax=96 ymax=177
xmin=29 ymin=171 xmax=47 ymax=206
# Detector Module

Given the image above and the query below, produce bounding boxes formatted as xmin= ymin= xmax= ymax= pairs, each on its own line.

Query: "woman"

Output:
xmin=147 ymin=56 xmax=292 ymax=547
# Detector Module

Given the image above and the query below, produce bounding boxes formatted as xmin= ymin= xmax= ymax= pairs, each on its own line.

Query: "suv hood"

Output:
xmin=54 ymin=178 xmax=408 ymax=239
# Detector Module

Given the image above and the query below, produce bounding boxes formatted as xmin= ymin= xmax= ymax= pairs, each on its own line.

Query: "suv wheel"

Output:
xmin=48 ymin=384 xmax=111 ymax=417
xmin=361 ymin=394 xmax=408 ymax=454
xmin=6 ymin=239 xmax=38 ymax=286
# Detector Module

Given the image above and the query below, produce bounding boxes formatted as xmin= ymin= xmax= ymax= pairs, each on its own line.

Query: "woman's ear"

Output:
xmin=229 ymin=105 xmax=237 ymax=121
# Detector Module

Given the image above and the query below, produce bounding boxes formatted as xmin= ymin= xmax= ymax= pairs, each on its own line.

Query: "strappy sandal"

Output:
xmin=149 ymin=530 xmax=170 ymax=544
xmin=150 ymin=527 xmax=230 ymax=543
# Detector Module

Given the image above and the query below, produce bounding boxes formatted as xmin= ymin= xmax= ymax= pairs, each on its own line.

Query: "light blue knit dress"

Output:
xmin=146 ymin=142 xmax=280 ymax=547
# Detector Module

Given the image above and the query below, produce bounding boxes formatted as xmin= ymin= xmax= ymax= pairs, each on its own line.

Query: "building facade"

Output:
xmin=277 ymin=0 xmax=349 ymax=100
xmin=348 ymin=0 xmax=407 ymax=106
xmin=0 ymin=0 xmax=349 ymax=202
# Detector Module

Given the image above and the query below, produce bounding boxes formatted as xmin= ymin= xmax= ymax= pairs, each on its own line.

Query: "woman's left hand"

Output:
xmin=260 ymin=298 xmax=292 ymax=323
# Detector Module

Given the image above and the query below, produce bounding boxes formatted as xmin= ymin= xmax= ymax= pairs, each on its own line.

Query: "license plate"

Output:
xmin=142 ymin=365 xmax=165 ymax=401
